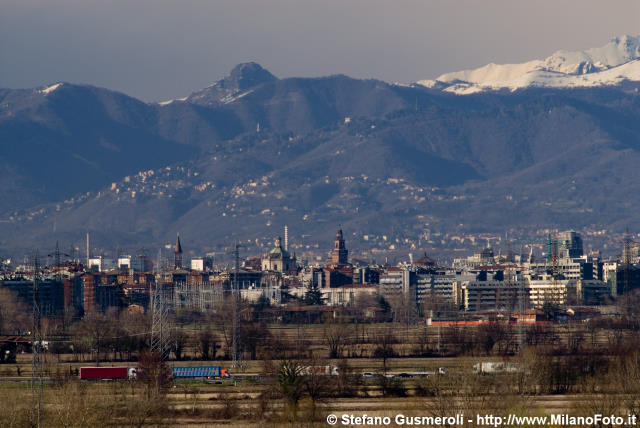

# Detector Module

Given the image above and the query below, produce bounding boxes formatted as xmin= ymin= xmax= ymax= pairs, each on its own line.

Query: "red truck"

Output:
xmin=80 ymin=367 xmax=137 ymax=380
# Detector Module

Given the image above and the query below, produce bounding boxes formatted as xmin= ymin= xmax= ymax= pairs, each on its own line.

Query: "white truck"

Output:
xmin=473 ymin=362 xmax=519 ymax=374
xmin=302 ymin=365 xmax=339 ymax=376
xmin=406 ymin=367 xmax=447 ymax=377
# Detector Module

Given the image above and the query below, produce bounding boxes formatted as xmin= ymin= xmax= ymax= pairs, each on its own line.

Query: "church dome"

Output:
xmin=268 ymin=237 xmax=290 ymax=258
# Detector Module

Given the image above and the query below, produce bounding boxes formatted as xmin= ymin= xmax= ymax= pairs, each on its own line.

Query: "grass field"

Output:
xmin=1 ymin=321 xmax=639 ymax=426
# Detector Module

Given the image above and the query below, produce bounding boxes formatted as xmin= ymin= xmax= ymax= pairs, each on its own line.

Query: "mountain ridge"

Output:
xmin=2 ymin=53 xmax=640 ymax=255
xmin=418 ymin=35 xmax=640 ymax=94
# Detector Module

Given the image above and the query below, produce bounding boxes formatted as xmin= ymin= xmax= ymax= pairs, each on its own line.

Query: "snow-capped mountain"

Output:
xmin=157 ymin=62 xmax=277 ymax=106
xmin=418 ymin=35 xmax=640 ymax=94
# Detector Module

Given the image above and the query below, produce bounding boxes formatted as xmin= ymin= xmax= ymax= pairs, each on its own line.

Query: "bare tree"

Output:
xmin=72 ymin=311 xmax=114 ymax=365
xmin=413 ymin=325 xmax=433 ymax=357
xmin=331 ymin=358 xmax=358 ymax=397
xmin=526 ymin=323 xmax=558 ymax=347
xmin=197 ymin=327 xmax=216 ymax=360
xmin=475 ymin=319 xmax=513 ymax=356
xmin=239 ymin=322 xmax=270 ymax=360
xmin=421 ymin=292 xmax=459 ymax=320
xmin=117 ymin=310 xmax=149 ymax=361
xmin=138 ymin=350 xmax=172 ymax=399
xmin=302 ymin=355 xmax=331 ymax=420
xmin=170 ymin=328 xmax=188 ymax=361
xmin=388 ymin=292 xmax=419 ymax=326
xmin=372 ymin=327 xmax=397 ymax=374
xmin=212 ymin=296 xmax=237 ymax=358
xmin=443 ymin=325 xmax=473 ymax=356
xmin=277 ymin=359 xmax=305 ymax=419
xmin=0 ymin=287 xmax=29 ymax=334
xmin=323 ymin=322 xmax=352 ymax=359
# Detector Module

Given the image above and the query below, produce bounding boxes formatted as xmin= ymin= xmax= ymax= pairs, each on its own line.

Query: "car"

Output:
xmin=362 ymin=372 xmax=375 ymax=378
xmin=396 ymin=373 xmax=413 ymax=378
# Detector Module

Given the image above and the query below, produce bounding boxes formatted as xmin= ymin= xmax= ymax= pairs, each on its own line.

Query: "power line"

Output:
xmin=231 ymin=242 xmax=243 ymax=368
xmin=151 ymin=249 xmax=170 ymax=361
xmin=623 ymin=230 xmax=633 ymax=316
xmin=31 ymin=250 xmax=43 ymax=428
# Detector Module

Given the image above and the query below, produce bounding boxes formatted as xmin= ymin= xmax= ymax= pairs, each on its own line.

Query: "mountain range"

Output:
xmin=418 ymin=35 xmax=640 ymax=94
xmin=2 ymin=36 xmax=640 ymax=259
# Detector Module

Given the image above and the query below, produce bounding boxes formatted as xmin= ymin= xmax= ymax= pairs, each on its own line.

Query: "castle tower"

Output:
xmin=328 ymin=228 xmax=349 ymax=266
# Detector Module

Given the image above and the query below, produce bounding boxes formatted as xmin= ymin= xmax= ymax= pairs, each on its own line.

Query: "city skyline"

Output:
xmin=3 ymin=2 xmax=640 ymax=424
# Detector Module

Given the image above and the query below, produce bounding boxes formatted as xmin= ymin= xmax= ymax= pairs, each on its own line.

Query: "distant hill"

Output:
xmin=0 ymin=83 xmax=194 ymax=208
xmin=2 ymin=56 xmax=640 ymax=256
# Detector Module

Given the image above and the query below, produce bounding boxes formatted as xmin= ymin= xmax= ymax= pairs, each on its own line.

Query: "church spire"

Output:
xmin=174 ymin=234 xmax=183 ymax=269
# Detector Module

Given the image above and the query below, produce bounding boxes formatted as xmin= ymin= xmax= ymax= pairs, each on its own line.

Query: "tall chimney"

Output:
xmin=284 ymin=226 xmax=289 ymax=251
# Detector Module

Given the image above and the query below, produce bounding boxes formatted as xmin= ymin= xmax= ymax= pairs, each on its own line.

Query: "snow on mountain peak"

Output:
xmin=544 ymin=34 xmax=640 ymax=73
xmin=183 ymin=62 xmax=277 ymax=106
xmin=38 ymin=83 xmax=63 ymax=95
xmin=418 ymin=35 xmax=640 ymax=94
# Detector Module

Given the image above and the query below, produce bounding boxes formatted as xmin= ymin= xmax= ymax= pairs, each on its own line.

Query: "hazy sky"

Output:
xmin=1 ymin=0 xmax=639 ymax=101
